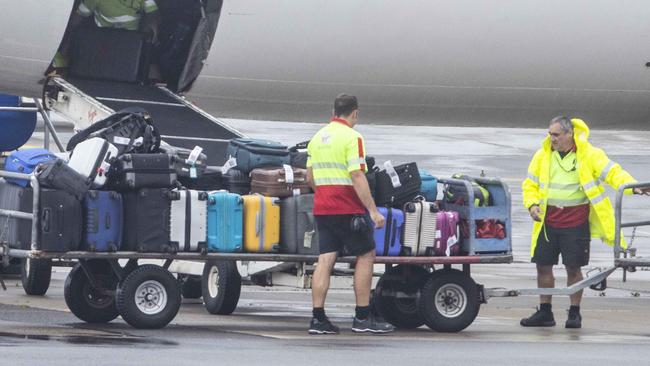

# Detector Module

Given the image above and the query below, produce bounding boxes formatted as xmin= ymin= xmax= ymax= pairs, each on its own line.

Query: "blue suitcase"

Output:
xmin=207 ymin=191 xmax=243 ymax=252
xmin=374 ymin=207 xmax=404 ymax=256
xmin=5 ymin=149 xmax=57 ymax=187
xmin=225 ymin=138 xmax=290 ymax=173
xmin=82 ymin=190 xmax=123 ymax=252
xmin=419 ymin=170 xmax=438 ymax=202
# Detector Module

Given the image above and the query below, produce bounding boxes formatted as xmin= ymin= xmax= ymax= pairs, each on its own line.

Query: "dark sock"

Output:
xmin=355 ymin=306 xmax=370 ymax=320
xmin=569 ymin=305 xmax=580 ymax=314
xmin=540 ymin=303 xmax=552 ymax=313
xmin=313 ymin=307 xmax=326 ymax=322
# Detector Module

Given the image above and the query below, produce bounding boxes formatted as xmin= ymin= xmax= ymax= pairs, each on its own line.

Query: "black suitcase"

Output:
xmin=70 ymin=27 xmax=151 ymax=83
xmin=108 ymin=153 xmax=178 ymax=191
xmin=159 ymin=144 xmax=208 ymax=178
xmin=0 ymin=180 xmax=82 ymax=251
xmin=36 ymin=159 xmax=91 ymax=201
xmin=223 ymin=168 xmax=250 ymax=195
xmin=374 ymin=162 xmax=422 ymax=208
xmin=122 ymin=188 xmax=173 ymax=253
xmin=178 ymin=166 xmax=222 ymax=191
xmin=67 ymin=108 xmax=161 ymax=155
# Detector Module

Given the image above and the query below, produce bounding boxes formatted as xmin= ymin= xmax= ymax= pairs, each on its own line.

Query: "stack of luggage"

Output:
xmin=0 ymin=109 xmax=500 ymax=258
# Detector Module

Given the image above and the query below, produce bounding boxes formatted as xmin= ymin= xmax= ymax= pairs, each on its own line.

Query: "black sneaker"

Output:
xmin=351 ymin=314 xmax=395 ymax=333
xmin=565 ymin=309 xmax=582 ymax=329
xmin=520 ymin=307 xmax=556 ymax=327
xmin=308 ymin=317 xmax=340 ymax=335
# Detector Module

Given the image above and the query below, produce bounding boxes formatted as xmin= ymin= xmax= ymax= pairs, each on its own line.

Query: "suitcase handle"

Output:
xmin=105 ymin=213 xmax=111 ymax=229
xmin=390 ymin=218 xmax=399 ymax=247
xmin=255 ymin=212 xmax=262 ymax=236
xmin=58 ymin=206 xmax=64 ymax=231
xmin=42 ymin=208 xmax=51 ymax=233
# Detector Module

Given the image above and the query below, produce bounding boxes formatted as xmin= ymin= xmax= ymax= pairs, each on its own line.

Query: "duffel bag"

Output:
xmin=225 ymin=138 xmax=289 ymax=173
xmin=67 ymin=107 xmax=161 ymax=155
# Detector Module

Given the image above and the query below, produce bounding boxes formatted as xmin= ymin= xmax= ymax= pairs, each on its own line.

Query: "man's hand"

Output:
xmin=529 ymin=205 xmax=543 ymax=222
xmin=370 ymin=210 xmax=386 ymax=229
xmin=633 ymin=188 xmax=650 ymax=196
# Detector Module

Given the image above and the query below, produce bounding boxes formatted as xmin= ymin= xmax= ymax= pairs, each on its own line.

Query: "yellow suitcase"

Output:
xmin=242 ymin=194 xmax=281 ymax=252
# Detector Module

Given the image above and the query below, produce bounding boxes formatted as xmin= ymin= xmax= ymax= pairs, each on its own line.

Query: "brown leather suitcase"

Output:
xmin=250 ymin=167 xmax=311 ymax=198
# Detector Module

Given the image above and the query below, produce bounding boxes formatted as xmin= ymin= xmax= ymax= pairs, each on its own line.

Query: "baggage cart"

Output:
xmin=0 ymin=170 xmax=513 ymax=332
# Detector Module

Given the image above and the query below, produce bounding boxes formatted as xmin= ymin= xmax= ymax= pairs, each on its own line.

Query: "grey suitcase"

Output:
xmin=280 ymin=194 xmax=319 ymax=255
xmin=402 ymin=199 xmax=438 ymax=256
xmin=170 ymin=189 xmax=208 ymax=252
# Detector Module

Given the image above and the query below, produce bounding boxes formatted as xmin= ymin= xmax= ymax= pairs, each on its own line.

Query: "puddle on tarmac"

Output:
xmin=0 ymin=331 xmax=178 ymax=346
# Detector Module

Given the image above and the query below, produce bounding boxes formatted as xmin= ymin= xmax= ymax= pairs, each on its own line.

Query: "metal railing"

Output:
xmin=614 ymin=181 xmax=650 ymax=259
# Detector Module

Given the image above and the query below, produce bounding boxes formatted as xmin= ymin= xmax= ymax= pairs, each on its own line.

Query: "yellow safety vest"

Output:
xmin=78 ymin=0 xmax=158 ymax=30
xmin=307 ymin=119 xmax=367 ymax=186
xmin=547 ymin=150 xmax=589 ymax=207
xmin=522 ymin=118 xmax=636 ymax=256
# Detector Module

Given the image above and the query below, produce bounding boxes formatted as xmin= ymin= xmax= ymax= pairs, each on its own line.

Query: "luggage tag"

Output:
xmin=304 ymin=230 xmax=314 ymax=248
xmin=383 ymin=160 xmax=402 ymax=188
xmin=293 ymin=189 xmax=301 ymax=196
xmin=113 ymin=136 xmax=131 ymax=146
xmin=221 ymin=156 xmax=237 ymax=174
xmin=187 ymin=146 xmax=203 ymax=165
xmin=283 ymin=164 xmax=294 ymax=183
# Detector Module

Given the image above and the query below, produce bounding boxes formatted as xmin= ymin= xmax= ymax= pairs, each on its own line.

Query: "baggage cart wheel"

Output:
xmin=181 ymin=275 xmax=203 ymax=299
xmin=417 ymin=269 xmax=480 ymax=333
xmin=202 ymin=260 xmax=241 ymax=315
xmin=64 ymin=260 xmax=119 ymax=323
xmin=115 ymin=264 xmax=181 ymax=329
xmin=374 ymin=265 xmax=429 ymax=329
xmin=21 ymin=258 xmax=52 ymax=296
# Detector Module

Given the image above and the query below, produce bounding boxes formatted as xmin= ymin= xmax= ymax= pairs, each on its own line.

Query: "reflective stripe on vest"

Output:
xmin=547 ymin=150 xmax=588 ymax=207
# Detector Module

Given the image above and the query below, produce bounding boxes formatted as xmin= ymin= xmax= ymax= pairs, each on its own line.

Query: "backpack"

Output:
xmin=443 ymin=173 xmax=491 ymax=207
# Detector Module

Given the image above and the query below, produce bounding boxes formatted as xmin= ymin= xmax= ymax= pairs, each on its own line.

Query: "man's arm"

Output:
xmin=522 ymin=150 xmax=543 ymax=220
xmin=307 ymin=167 xmax=316 ymax=192
xmin=350 ymin=170 xmax=385 ymax=229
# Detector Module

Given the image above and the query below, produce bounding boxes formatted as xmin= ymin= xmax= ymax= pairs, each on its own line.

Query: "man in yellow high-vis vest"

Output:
xmin=305 ymin=94 xmax=393 ymax=335
xmin=521 ymin=116 xmax=648 ymax=329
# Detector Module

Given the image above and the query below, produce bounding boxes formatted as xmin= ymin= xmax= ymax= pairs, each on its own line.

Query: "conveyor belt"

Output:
xmin=66 ymin=78 xmax=242 ymax=165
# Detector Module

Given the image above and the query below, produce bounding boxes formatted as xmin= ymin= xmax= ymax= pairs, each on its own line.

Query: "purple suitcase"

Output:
xmin=434 ymin=211 xmax=461 ymax=256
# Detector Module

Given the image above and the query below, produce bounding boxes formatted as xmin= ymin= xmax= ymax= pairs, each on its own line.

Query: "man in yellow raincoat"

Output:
xmin=521 ymin=116 xmax=647 ymax=329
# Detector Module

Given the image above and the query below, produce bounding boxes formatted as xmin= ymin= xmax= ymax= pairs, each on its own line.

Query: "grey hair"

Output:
xmin=549 ymin=115 xmax=574 ymax=134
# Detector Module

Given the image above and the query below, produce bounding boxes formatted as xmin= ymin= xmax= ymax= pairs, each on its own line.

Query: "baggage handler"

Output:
xmin=305 ymin=94 xmax=394 ymax=334
xmin=521 ymin=116 xmax=649 ymax=328
xmin=54 ymin=0 xmax=160 ymax=69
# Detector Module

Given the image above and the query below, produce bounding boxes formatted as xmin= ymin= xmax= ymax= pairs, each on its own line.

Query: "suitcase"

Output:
xmin=122 ymin=188 xmax=173 ymax=253
xmin=68 ymin=138 xmax=118 ymax=188
xmin=4 ymin=149 xmax=57 ymax=187
xmin=67 ymin=108 xmax=161 ymax=155
xmin=108 ymin=153 xmax=178 ymax=191
xmin=225 ymin=138 xmax=290 ymax=173
xmin=280 ymin=194 xmax=319 ymax=255
xmin=288 ymin=141 xmax=309 ymax=169
xmin=374 ymin=162 xmax=422 ymax=208
xmin=178 ymin=166 xmax=222 ymax=191
xmin=223 ymin=168 xmax=250 ymax=195
xmin=70 ymin=27 xmax=150 ymax=83
xmin=82 ymin=190 xmax=123 ymax=252
xmin=207 ymin=191 xmax=243 ymax=252
xmin=434 ymin=211 xmax=461 ymax=256
xmin=159 ymin=144 xmax=207 ymax=179
xmin=36 ymin=159 xmax=91 ymax=201
xmin=250 ymin=166 xmax=311 ymax=198
xmin=374 ymin=207 xmax=404 ymax=256
xmin=242 ymin=195 xmax=280 ymax=253
xmin=419 ymin=170 xmax=438 ymax=202
xmin=402 ymin=199 xmax=438 ymax=256
xmin=0 ymin=179 xmax=82 ymax=251
xmin=170 ymin=189 xmax=208 ymax=252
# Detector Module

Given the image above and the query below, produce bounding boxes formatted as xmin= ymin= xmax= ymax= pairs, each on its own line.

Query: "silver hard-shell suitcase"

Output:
xmin=280 ymin=194 xmax=319 ymax=255
xmin=402 ymin=199 xmax=438 ymax=256
xmin=170 ymin=189 xmax=208 ymax=252
xmin=68 ymin=137 xmax=118 ymax=188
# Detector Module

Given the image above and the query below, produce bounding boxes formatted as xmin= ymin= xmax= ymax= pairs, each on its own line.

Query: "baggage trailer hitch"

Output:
xmin=483 ymin=266 xmax=616 ymax=299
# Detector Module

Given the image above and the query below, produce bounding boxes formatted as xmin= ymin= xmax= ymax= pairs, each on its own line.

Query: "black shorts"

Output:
xmin=532 ymin=222 xmax=590 ymax=267
xmin=315 ymin=214 xmax=375 ymax=256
